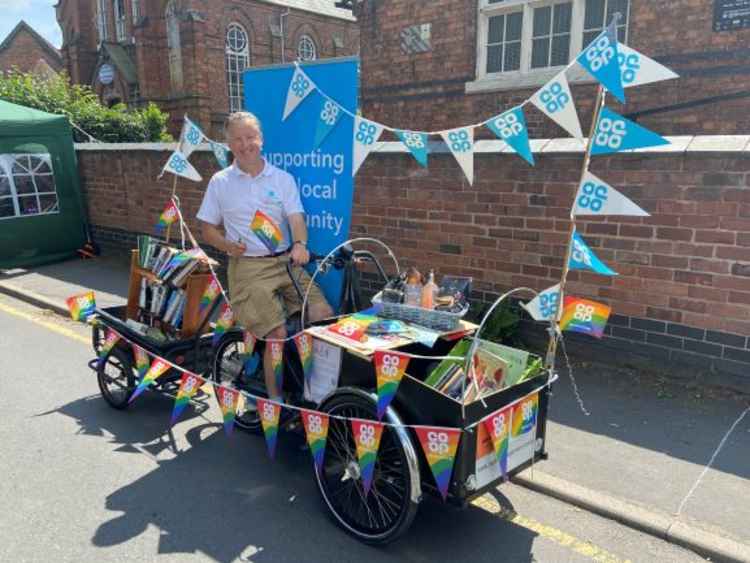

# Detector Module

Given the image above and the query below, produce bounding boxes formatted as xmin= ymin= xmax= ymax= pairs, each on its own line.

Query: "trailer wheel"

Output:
xmin=212 ymin=333 xmax=265 ymax=433
xmin=315 ymin=390 xmax=420 ymax=545
xmin=97 ymin=347 xmax=136 ymax=409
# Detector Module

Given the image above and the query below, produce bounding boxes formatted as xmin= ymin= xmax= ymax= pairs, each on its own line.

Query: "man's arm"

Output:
xmin=200 ymin=221 xmax=246 ymax=257
xmin=288 ymin=213 xmax=310 ymax=265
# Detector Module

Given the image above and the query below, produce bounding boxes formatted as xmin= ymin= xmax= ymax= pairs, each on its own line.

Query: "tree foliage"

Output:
xmin=0 ymin=70 xmax=172 ymax=143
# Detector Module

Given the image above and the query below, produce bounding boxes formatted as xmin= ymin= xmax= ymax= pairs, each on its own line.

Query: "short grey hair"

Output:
xmin=224 ymin=111 xmax=263 ymax=138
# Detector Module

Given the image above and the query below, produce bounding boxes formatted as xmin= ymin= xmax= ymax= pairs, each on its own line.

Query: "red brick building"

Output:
xmin=55 ymin=0 xmax=359 ymax=136
xmin=0 ymin=21 xmax=63 ymax=76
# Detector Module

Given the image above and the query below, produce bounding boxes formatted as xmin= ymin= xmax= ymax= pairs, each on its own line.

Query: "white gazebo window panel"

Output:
xmin=582 ymin=0 xmax=629 ymax=48
xmin=226 ymin=23 xmax=250 ymax=113
xmin=297 ymin=35 xmax=317 ymax=61
xmin=0 ymin=154 xmax=59 ymax=220
xmin=166 ymin=0 xmax=183 ymax=90
xmin=114 ymin=0 xmax=126 ymax=42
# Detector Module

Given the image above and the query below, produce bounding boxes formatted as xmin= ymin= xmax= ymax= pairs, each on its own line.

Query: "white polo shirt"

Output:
xmin=197 ymin=159 xmax=304 ymax=256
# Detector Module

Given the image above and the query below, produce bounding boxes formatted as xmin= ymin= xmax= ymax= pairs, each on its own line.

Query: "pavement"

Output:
xmin=2 ymin=254 xmax=750 ymax=563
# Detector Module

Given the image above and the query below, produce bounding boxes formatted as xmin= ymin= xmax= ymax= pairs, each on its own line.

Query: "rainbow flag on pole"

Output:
xmin=483 ymin=406 xmax=511 ymax=478
xmin=97 ymin=328 xmax=120 ymax=368
xmin=215 ymin=384 xmax=240 ymax=436
xmin=129 ymin=358 xmax=171 ymax=403
xmin=301 ymin=409 xmax=330 ymax=473
xmin=257 ymin=398 xmax=282 ymax=458
xmin=414 ymin=426 xmax=462 ymax=501
xmin=374 ymin=350 xmax=409 ymax=420
xmin=559 ymin=296 xmax=611 ymax=339
xmin=170 ymin=372 xmax=206 ymax=425
xmin=351 ymin=419 xmax=385 ymax=495
xmin=66 ymin=291 xmax=96 ymax=321
xmin=155 ymin=200 xmax=178 ymax=233
xmin=250 ymin=210 xmax=284 ymax=253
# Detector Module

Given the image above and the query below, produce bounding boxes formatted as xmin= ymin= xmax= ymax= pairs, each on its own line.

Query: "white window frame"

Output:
xmin=96 ymin=0 xmax=109 ymax=43
xmin=225 ymin=22 xmax=251 ymax=113
xmin=297 ymin=35 xmax=317 ymax=61
xmin=114 ymin=0 xmax=126 ymax=42
xmin=468 ymin=0 xmax=629 ymax=93
xmin=0 ymin=154 xmax=59 ymax=221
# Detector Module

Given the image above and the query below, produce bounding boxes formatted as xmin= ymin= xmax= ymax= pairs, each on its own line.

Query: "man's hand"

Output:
xmin=290 ymin=242 xmax=309 ymax=266
xmin=225 ymin=240 xmax=247 ymax=257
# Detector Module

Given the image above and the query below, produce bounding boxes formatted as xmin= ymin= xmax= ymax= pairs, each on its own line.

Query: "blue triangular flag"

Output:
xmin=577 ymin=25 xmax=625 ymax=103
xmin=486 ymin=106 xmax=534 ymax=166
xmin=313 ymin=99 xmax=343 ymax=149
xmin=210 ymin=141 xmax=230 ymax=168
xmin=395 ymin=130 xmax=429 ymax=167
xmin=569 ymin=231 xmax=617 ymax=276
xmin=591 ymin=108 xmax=669 ymax=156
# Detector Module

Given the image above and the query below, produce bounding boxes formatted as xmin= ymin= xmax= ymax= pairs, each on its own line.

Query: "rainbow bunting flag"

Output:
xmin=294 ymin=333 xmax=314 ymax=381
xmin=170 ymin=372 xmax=206 ymax=425
xmin=250 ymin=210 xmax=284 ymax=253
xmin=559 ymin=296 xmax=611 ymax=339
xmin=155 ymin=200 xmax=179 ymax=233
xmin=243 ymin=331 xmax=257 ymax=356
xmin=215 ymin=384 xmax=240 ymax=436
xmin=483 ymin=406 xmax=512 ymax=478
xmin=132 ymin=344 xmax=150 ymax=378
xmin=212 ymin=302 xmax=234 ymax=346
xmin=66 ymin=291 xmax=96 ymax=321
xmin=374 ymin=350 xmax=410 ymax=420
xmin=270 ymin=341 xmax=284 ymax=393
xmin=129 ymin=358 xmax=171 ymax=403
xmin=512 ymin=393 xmax=539 ymax=438
xmin=199 ymin=275 xmax=222 ymax=314
xmin=414 ymin=427 xmax=462 ymax=501
xmin=301 ymin=409 xmax=329 ymax=473
xmin=351 ymin=419 xmax=385 ymax=495
xmin=257 ymin=398 xmax=282 ymax=458
xmin=97 ymin=329 xmax=120 ymax=368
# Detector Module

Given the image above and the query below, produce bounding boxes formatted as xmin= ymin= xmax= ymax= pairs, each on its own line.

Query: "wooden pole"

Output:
xmin=544 ymin=84 xmax=606 ymax=371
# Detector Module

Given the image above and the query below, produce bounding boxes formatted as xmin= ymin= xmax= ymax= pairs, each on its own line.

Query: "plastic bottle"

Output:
xmin=404 ymin=267 xmax=422 ymax=307
xmin=421 ymin=270 xmax=438 ymax=309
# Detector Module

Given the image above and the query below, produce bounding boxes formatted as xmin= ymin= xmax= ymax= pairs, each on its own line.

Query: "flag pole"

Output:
xmin=544 ymin=84 xmax=606 ymax=371
xmin=165 ymin=174 xmax=179 ymax=244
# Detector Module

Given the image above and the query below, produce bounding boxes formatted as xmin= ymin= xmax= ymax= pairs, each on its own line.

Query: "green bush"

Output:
xmin=0 ymin=70 xmax=172 ymax=143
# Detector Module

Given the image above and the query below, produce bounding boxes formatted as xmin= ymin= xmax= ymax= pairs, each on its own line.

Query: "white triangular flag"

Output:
xmin=160 ymin=150 xmax=202 ymax=182
xmin=283 ymin=66 xmax=315 ymax=121
xmin=179 ymin=116 xmax=205 ymax=158
xmin=352 ymin=116 xmax=385 ymax=176
xmin=521 ymin=284 xmax=562 ymax=322
xmin=530 ymin=72 xmax=583 ymax=140
xmin=619 ymin=44 xmax=679 ymax=89
xmin=574 ymin=171 xmax=649 ymax=217
xmin=439 ymin=126 xmax=475 ymax=185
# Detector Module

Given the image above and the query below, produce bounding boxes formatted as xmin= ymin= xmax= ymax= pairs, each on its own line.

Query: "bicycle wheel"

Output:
xmin=212 ymin=333 xmax=265 ymax=433
xmin=97 ymin=347 xmax=136 ymax=409
xmin=315 ymin=390 xmax=420 ymax=545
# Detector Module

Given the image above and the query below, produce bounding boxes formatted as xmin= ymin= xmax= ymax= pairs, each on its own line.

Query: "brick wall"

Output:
xmin=0 ymin=26 xmax=63 ymax=75
xmin=359 ymin=0 xmax=750 ymax=138
xmin=75 ymin=144 xmax=750 ymax=386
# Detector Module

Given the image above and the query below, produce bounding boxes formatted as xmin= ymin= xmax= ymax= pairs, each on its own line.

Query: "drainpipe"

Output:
xmin=280 ymin=8 xmax=290 ymax=62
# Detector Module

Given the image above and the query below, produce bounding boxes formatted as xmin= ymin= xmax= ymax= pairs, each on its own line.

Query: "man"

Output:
xmin=197 ymin=112 xmax=333 ymax=404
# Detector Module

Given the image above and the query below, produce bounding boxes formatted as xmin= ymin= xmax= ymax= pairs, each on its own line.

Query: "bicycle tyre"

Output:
xmin=97 ymin=347 xmax=136 ymax=409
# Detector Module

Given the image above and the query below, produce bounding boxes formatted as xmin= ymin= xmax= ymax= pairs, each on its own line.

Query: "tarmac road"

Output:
xmin=0 ymin=292 xmax=707 ymax=563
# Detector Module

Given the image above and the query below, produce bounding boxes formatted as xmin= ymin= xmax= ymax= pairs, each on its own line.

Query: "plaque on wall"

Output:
xmin=714 ymin=0 xmax=750 ymax=31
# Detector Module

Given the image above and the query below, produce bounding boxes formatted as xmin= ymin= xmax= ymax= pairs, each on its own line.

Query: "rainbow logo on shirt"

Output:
xmin=374 ymin=350 xmax=410 ymax=421
xmin=215 ymin=384 xmax=239 ymax=436
xmin=250 ymin=210 xmax=283 ymax=253
xmin=483 ymin=406 xmax=511 ymax=478
xmin=351 ymin=419 xmax=385 ymax=496
xmin=129 ymin=358 xmax=171 ymax=403
xmin=414 ymin=427 xmax=462 ymax=501
xmin=512 ymin=393 xmax=539 ymax=438
xmin=66 ymin=291 xmax=96 ymax=321
xmin=170 ymin=372 xmax=206 ymax=426
xmin=257 ymin=398 xmax=281 ymax=458
xmin=97 ymin=328 xmax=120 ymax=368
xmin=301 ymin=409 xmax=329 ymax=473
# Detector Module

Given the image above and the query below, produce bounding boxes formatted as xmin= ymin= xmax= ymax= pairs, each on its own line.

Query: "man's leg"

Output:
xmin=308 ymin=301 xmax=334 ymax=323
xmin=263 ymin=324 xmax=287 ymax=401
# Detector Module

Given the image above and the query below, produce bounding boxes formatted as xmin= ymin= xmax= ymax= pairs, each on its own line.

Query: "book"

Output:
xmin=169 ymin=258 xmax=200 ymax=287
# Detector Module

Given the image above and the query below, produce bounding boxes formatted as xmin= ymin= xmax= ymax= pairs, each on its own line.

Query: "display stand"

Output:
xmin=125 ymin=249 xmax=212 ymax=338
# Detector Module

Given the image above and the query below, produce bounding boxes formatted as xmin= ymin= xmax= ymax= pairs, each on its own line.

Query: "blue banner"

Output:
xmin=569 ymin=231 xmax=617 ymax=276
xmin=244 ymin=58 xmax=359 ymax=311
xmin=486 ymin=106 xmax=534 ymax=166
xmin=591 ymin=108 xmax=669 ymax=156
xmin=577 ymin=27 xmax=625 ymax=103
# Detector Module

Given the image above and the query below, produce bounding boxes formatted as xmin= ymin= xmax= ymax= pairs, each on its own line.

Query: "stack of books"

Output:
xmin=138 ymin=236 xmax=206 ymax=287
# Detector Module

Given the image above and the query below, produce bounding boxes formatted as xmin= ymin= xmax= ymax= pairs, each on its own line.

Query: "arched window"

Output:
xmin=225 ymin=22 xmax=250 ymax=113
xmin=166 ymin=0 xmax=183 ymax=91
xmin=297 ymin=34 xmax=317 ymax=61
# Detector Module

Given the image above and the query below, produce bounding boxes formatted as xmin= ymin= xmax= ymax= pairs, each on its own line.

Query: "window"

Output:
xmin=475 ymin=0 xmax=629 ymax=87
xmin=225 ymin=23 xmax=250 ymax=113
xmin=114 ymin=0 xmax=126 ymax=42
xmin=166 ymin=0 xmax=183 ymax=91
xmin=0 ymin=154 xmax=59 ymax=220
xmin=297 ymin=35 xmax=317 ymax=61
xmin=132 ymin=0 xmax=140 ymax=23
xmin=96 ymin=0 xmax=109 ymax=42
